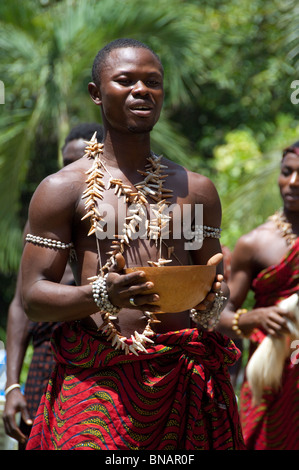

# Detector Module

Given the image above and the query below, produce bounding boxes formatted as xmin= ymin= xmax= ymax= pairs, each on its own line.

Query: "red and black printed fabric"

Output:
xmin=240 ymin=238 xmax=299 ymax=450
xmin=26 ymin=322 xmax=245 ymax=450
xmin=24 ymin=322 xmax=58 ymax=418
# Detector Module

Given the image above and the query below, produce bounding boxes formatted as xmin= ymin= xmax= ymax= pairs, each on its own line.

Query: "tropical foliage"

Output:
xmin=1 ymin=0 xmax=299 ymax=329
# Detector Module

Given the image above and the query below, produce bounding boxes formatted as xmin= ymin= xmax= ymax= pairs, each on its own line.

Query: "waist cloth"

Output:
xmin=26 ymin=321 xmax=245 ymax=450
xmin=24 ymin=322 xmax=60 ymax=417
xmin=240 ymin=237 xmax=299 ymax=450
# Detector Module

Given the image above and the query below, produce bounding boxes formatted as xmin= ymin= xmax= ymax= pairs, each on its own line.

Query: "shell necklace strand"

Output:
xmin=82 ymin=132 xmax=173 ymax=355
xmin=269 ymin=208 xmax=298 ymax=247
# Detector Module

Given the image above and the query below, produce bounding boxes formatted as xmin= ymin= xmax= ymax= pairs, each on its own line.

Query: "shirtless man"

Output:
xmin=21 ymin=38 xmax=244 ymax=450
xmin=218 ymin=142 xmax=299 ymax=449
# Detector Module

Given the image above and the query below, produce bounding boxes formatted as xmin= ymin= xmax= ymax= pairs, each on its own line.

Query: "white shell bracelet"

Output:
xmin=92 ymin=273 xmax=120 ymax=315
xmin=5 ymin=383 xmax=21 ymax=397
xmin=190 ymin=291 xmax=227 ymax=329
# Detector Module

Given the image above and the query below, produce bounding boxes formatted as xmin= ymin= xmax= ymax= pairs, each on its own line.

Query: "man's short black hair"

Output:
xmin=282 ymin=140 xmax=299 ymax=159
xmin=91 ymin=38 xmax=163 ymax=87
xmin=63 ymin=122 xmax=104 ymax=149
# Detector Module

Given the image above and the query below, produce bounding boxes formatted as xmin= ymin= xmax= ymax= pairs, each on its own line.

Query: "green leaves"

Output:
xmin=0 ymin=0 xmax=205 ymax=273
xmin=1 ymin=0 xmax=299 ymax=274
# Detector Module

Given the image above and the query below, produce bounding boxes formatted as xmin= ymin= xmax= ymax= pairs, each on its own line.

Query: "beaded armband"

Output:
xmin=194 ymin=225 xmax=222 ymax=239
xmin=92 ymin=273 xmax=120 ymax=315
xmin=25 ymin=234 xmax=74 ymax=250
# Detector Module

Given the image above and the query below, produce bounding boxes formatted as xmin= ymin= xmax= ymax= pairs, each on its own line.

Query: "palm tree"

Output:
xmin=0 ymin=0 xmax=208 ymax=273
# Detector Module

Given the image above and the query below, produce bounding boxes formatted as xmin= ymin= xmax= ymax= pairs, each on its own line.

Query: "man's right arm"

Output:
xmin=21 ymin=172 xmax=98 ymax=323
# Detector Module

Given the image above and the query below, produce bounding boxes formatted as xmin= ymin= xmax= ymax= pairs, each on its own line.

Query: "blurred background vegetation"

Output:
xmin=1 ymin=0 xmax=299 ymax=345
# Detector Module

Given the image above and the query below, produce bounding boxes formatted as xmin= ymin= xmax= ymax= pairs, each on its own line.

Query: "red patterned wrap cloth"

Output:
xmin=240 ymin=238 xmax=299 ymax=450
xmin=26 ymin=321 xmax=244 ymax=450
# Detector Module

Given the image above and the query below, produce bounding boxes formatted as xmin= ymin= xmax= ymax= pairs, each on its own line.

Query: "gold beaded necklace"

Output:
xmin=269 ymin=209 xmax=298 ymax=247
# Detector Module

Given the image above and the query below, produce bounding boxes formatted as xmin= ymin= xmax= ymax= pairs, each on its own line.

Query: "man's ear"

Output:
xmin=88 ymin=82 xmax=102 ymax=105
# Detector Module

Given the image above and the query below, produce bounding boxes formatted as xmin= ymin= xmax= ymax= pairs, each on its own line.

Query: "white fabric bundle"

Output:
xmin=246 ymin=293 xmax=299 ymax=405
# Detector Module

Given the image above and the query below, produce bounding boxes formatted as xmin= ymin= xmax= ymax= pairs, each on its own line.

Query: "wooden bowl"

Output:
xmin=124 ymin=265 xmax=216 ymax=313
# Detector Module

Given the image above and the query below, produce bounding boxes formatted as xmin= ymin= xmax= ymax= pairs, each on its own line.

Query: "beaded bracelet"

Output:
xmin=25 ymin=234 xmax=73 ymax=250
xmin=190 ymin=291 xmax=227 ymax=329
xmin=92 ymin=273 xmax=120 ymax=315
xmin=232 ymin=308 xmax=247 ymax=336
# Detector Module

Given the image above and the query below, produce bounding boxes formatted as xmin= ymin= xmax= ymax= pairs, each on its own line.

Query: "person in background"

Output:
xmin=218 ymin=141 xmax=299 ymax=449
xmin=3 ymin=123 xmax=103 ymax=448
xmin=221 ymin=244 xmax=243 ymax=389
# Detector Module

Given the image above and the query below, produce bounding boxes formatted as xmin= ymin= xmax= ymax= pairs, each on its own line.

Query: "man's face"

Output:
xmin=95 ymin=47 xmax=164 ymax=134
xmin=279 ymin=152 xmax=299 ymax=211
